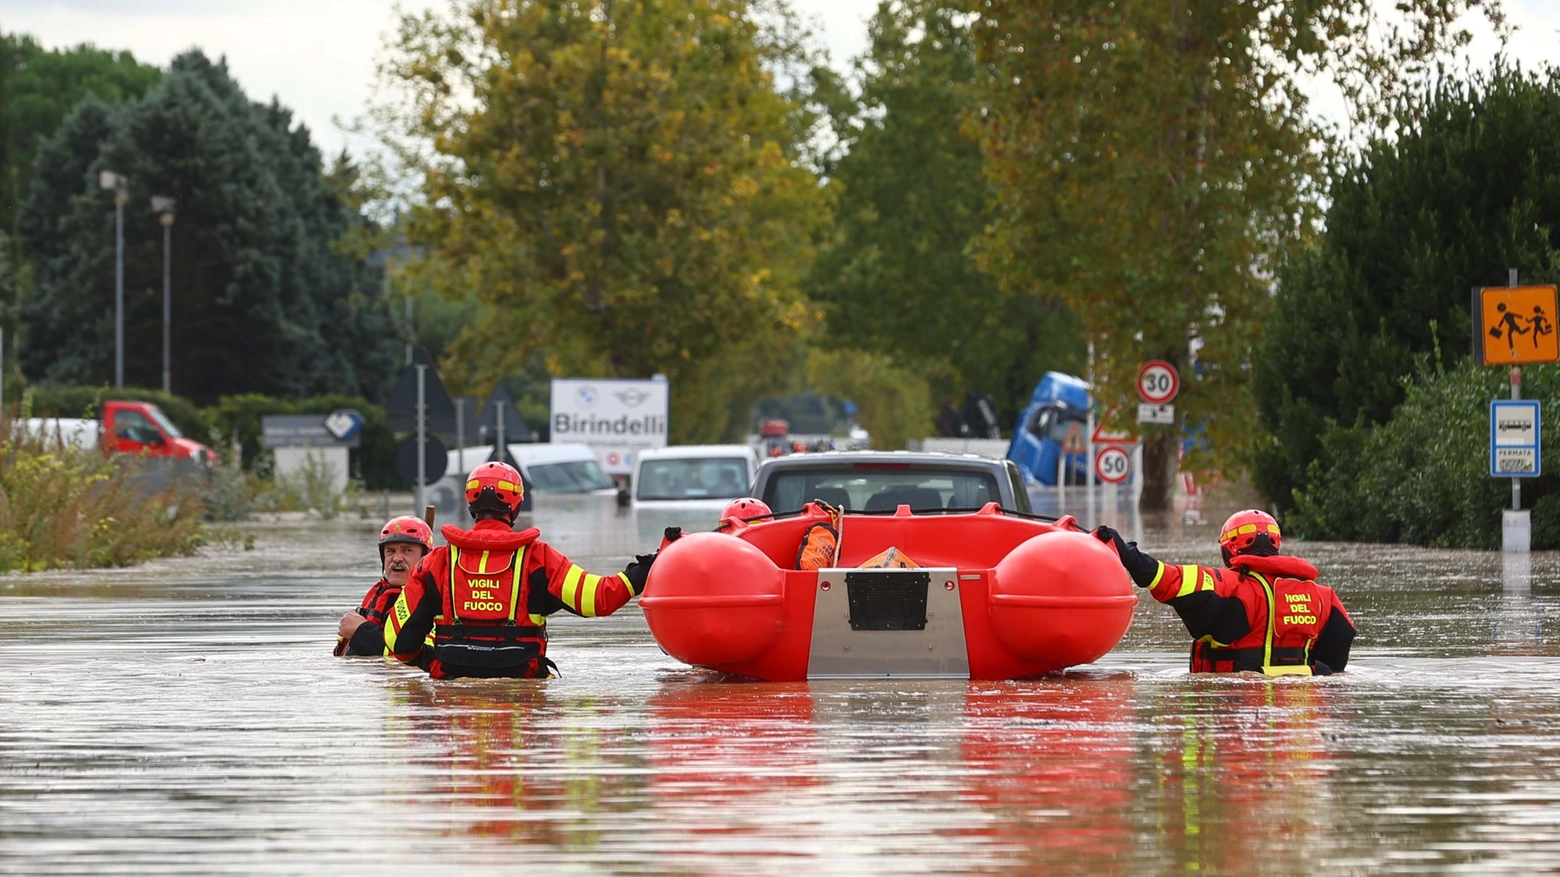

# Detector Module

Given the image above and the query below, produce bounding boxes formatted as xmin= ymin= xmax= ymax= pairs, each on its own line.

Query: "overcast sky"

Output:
xmin=6 ymin=0 xmax=1560 ymax=159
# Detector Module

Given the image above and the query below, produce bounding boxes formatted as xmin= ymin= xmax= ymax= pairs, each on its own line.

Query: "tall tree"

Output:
xmin=969 ymin=0 xmax=1500 ymax=509
xmin=18 ymin=51 xmax=400 ymax=403
xmin=808 ymin=0 xmax=1083 ymax=429
xmin=0 ymin=33 xmax=160 ymax=240
xmin=372 ymin=0 xmax=828 ymax=442
xmin=1255 ymin=64 xmax=1560 ymax=513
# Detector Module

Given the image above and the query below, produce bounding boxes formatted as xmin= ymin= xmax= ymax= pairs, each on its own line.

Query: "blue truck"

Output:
xmin=1005 ymin=372 xmax=1092 ymax=486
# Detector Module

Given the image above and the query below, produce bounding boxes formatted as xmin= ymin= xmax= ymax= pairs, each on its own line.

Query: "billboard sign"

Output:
xmin=550 ymin=377 xmax=669 ymax=475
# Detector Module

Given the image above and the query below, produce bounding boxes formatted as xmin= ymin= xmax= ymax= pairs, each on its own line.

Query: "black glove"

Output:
xmin=664 ymin=527 xmax=683 ymax=543
xmin=1093 ymin=525 xmax=1161 ymax=588
xmin=623 ymin=552 xmax=656 ymax=595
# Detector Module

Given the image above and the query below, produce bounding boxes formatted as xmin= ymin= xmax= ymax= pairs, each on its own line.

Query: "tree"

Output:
xmin=808 ymin=0 xmax=1082 ymax=430
xmin=0 ymin=33 xmax=161 ymax=240
xmin=372 ymin=0 xmax=828 ymax=442
xmin=17 ymin=51 xmax=400 ymax=404
xmin=1255 ymin=64 xmax=1560 ymax=514
xmin=968 ymin=0 xmax=1499 ymax=509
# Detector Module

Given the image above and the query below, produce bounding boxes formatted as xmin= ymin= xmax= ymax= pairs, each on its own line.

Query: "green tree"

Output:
xmin=808 ymin=0 xmax=1082 ymax=430
xmin=0 ymin=33 xmax=160 ymax=240
xmin=1255 ymin=64 xmax=1560 ymax=514
xmin=17 ymin=51 xmax=401 ymax=404
xmin=968 ymin=0 xmax=1498 ymax=509
xmin=372 ymin=0 xmax=828 ymax=442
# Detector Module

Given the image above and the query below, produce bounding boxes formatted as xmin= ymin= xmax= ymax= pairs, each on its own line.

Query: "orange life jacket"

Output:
xmin=432 ymin=525 xmax=549 ymax=677
xmin=1190 ymin=554 xmax=1333 ymax=676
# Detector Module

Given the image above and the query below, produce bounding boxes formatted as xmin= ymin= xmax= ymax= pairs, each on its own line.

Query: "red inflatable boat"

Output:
xmin=639 ymin=502 xmax=1137 ymax=681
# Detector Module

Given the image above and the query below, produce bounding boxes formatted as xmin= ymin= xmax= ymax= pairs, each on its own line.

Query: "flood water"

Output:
xmin=5 ymin=493 xmax=1560 ymax=874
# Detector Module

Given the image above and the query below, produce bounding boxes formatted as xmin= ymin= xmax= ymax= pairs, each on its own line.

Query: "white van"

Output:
xmin=631 ymin=444 xmax=760 ymax=510
xmin=428 ymin=443 xmax=618 ymax=522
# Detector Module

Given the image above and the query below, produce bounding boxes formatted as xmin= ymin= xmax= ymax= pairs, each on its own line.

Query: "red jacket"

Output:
xmin=336 ymin=578 xmax=400 ymax=656
xmin=384 ymin=519 xmax=645 ymax=679
xmin=1143 ymin=553 xmax=1354 ymax=675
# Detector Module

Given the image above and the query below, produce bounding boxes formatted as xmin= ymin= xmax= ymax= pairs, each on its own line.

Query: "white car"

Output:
xmin=631 ymin=444 xmax=760 ymax=510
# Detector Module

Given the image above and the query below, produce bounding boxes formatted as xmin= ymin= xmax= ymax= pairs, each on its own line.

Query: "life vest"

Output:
xmin=1190 ymin=554 xmax=1331 ymax=677
xmin=432 ymin=523 xmax=550 ymax=678
xmin=796 ymin=522 xmax=838 ymax=570
xmin=334 ymin=579 xmax=400 ymax=656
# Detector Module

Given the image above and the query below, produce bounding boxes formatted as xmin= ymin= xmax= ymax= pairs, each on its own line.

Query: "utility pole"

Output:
xmin=100 ymin=171 xmax=128 ymax=387
xmin=152 ymin=196 xmax=176 ymax=393
xmin=415 ymin=364 xmax=428 ymax=516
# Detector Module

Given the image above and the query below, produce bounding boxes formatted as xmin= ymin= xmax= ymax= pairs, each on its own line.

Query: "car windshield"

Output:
xmin=762 ymin=467 xmax=1003 ymax=513
xmin=528 ymin=460 xmax=614 ymax=493
xmin=144 ymin=406 xmax=183 ymax=438
xmin=636 ymin=457 xmax=750 ymax=501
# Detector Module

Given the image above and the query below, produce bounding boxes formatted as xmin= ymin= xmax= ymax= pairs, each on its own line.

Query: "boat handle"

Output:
xmin=989 ymin=594 xmax=1140 ymax=609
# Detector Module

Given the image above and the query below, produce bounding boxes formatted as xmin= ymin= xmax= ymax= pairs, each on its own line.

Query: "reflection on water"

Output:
xmin=4 ymin=504 xmax=1560 ymax=872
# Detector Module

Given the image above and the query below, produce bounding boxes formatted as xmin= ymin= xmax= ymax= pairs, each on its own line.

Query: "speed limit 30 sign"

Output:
xmin=1095 ymin=446 xmax=1131 ymax=484
xmin=1137 ymin=360 xmax=1179 ymax=405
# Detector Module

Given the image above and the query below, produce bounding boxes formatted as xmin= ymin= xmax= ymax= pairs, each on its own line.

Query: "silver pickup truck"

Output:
xmin=751 ymin=451 xmax=1033 ymax=515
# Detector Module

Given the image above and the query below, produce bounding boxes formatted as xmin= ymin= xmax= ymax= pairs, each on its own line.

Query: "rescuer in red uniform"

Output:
xmin=1094 ymin=510 xmax=1355 ymax=675
xmin=383 ymin=461 xmax=655 ymax=679
xmin=336 ymin=516 xmax=435 ymax=656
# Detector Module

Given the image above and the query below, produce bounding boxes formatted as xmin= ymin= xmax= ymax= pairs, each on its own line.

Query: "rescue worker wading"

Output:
xmin=384 ymin=461 xmax=655 ymax=679
xmin=336 ymin=515 xmax=434 ymax=656
xmin=1094 ymin=510 xmax=1356 ymax=676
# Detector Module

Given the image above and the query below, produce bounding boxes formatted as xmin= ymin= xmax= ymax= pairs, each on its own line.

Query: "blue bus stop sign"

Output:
xmin=1491 ymin=399 xmax=1541 ymax=478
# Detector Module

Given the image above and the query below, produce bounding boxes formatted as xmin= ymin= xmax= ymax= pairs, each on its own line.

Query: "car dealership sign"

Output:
xmin=550 ymin=377 xmax=669 ymax=475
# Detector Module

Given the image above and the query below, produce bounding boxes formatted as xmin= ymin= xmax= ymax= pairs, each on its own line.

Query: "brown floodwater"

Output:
xmin=3 ymin=491 xmax=1560 ymax=874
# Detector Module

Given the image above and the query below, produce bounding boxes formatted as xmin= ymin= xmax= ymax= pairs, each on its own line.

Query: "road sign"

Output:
xmin=1137 ymin=360 xmax=1179 ymax=404
xmin=395 ymin=434 xmax=448 ymax=486
xmin=1095 ymin=446 xmax=1131 ymax=484
xmin=1491 ymin=400 xmax=1541 ymax=478
xmin=386 ymin=351 xmax=457 ymax=434
xmin=1137 ymin=402 xmax=1175 ymax=425
xmin=261 ymin=414 xmax=362 ymax=448
xmin=1476 ymin=285 xmax=1560 ymax=366
xmin=1061 ymin=421 xmax=1086 ymax=454
xmin=1092 ymin=417 xmax=1136 ymax=446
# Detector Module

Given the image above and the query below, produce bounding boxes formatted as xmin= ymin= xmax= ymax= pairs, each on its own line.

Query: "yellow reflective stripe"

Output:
xmin=508 ymin=546 xmax=525 ymax=624
xmin=384 ymin=592 xmax=412 ymax=651
xmin=528 ymin=613 xmax=548 ymax=627
xmin=1199 ymin=570 xmax=1216 ymax=592
xmin=618 ymin=571 xmax=635 ymax=596
xmin=448 ymin=547 xmax=461 ymax=624
xmin=466 ymin=479 xmax=479 ymax=490
xmin=1147 ymin=561 xmax=1167 ymax=590
xmin=581 ymin=574 xmax=601 ymax=617
xmin=1175 ymin=565 xmax=1200 ymax=598
xmin=478 ymin=550 xmax=490 ymax=574
xmin=562 ymin=566 xmax=585 ymax=612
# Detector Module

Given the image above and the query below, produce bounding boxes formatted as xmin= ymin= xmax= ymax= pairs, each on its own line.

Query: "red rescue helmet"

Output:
xmin=721 ymin=497 xmax=772 ymax=522
xmin=1219 ymin=509 xmax=1281 ymax=563
xmin=466 ymin=461 xmax=524 ymax=520
xmin=379 ymin=515 xmax=433 ymax=559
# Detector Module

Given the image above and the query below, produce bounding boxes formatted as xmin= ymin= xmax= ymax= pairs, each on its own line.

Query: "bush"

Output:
xmin=0 ymin=411 xmax=205 ymax=572
xmin=1289 ymin=358 xmax=1560 ymax=549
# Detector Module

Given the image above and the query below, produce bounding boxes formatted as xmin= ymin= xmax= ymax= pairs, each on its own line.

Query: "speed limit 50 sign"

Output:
xmin=1137 ymin=360 xmax=1179 ymax=404
xmin=1095 ymin=446 xmax=1131 ymax=484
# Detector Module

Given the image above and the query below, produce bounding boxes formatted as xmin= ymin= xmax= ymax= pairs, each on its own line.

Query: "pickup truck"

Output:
xmin=751 ymin=451 xmax=1033 ymax=515
xmin=22 ymin=400 xmax=217 ymax=466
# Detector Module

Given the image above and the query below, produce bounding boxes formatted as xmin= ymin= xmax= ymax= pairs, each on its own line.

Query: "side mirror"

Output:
xmin=150 ymin=433 xmax=167 ymax=447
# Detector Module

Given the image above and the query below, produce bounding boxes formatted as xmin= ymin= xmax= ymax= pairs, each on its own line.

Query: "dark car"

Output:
xmin=752 ymin=451 xmax=1033 ymax=515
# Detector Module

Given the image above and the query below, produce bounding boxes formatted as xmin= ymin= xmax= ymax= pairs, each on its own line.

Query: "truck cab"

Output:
xmin=1005 ymin=372 xmax=1090 ymax=486
xmin=102 ymin=401 xmax=216 ymax=466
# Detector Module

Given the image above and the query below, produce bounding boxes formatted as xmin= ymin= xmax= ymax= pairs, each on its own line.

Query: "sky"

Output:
xmin=5 ymin=0 xmax=1560 ymax=159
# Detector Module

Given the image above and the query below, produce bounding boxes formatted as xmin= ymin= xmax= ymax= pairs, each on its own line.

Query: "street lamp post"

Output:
xmin=151 ymin=196 xmax=176 ymax=394
xmin=99 ymin=171 xmax=128 ymax=387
